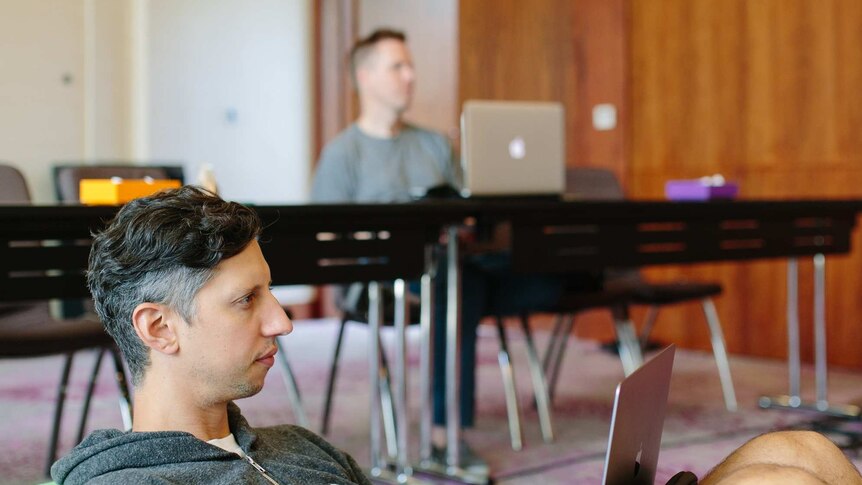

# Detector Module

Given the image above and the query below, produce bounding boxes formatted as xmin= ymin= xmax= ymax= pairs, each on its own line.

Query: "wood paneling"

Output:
xmin=315 ymin=0 xmax=357 ymax=162
xmin=458 ymin=0 xmax=862 ymax=368
xmin=630 ymin=0 xmax=862 ymax=179
xmin=629 ymin=0 xmax=862 ymax=367
xmin=459 ymin=0 xmax=631 ymax=339
xmin=459 ymin=0 xmax=628 ymax=178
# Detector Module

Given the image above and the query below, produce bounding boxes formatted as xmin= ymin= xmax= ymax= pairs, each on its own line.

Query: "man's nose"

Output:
xmin=403 ymin=65 xmax=416 ymax=82
xmin=265 ymin=293 xmax=294 ymax=336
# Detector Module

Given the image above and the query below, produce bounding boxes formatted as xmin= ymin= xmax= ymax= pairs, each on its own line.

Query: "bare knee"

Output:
xmin=702 ymin=431 xmax=862 ymax=485
xmin=744 ymin=431 xmax=843 ymax=467
xmin=709 ymin=463 xmax=827 ymax=485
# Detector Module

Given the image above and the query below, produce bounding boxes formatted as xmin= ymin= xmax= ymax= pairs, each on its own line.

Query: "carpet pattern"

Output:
xmin=2 ymin=318 xmax=861 ymax=484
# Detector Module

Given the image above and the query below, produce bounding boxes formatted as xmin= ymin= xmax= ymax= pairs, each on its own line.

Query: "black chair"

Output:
xmin=326 ymin=262 xmax=559 ymax=452
xmin=541 ymin=167 xmax=737 ymax=411
xmin=52 ymin=162 xmax=184 ymax=203
xmin=321 ymin=283 xmax=422 ymax=434
xmin=0 ymin=163 xmax=132 ymax=476
xmin=489 ymin=269 xmax=634 ymax=450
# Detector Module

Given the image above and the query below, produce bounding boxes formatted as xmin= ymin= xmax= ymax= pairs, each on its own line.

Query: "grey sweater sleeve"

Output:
xmin=439 ymin=135 xmax=463 ymax=190
xmin=311 ymin=139 xmax=355 ymax=203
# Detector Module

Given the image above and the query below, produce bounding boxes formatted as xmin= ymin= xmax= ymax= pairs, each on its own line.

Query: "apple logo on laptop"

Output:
xmin=508 ymin=136 xmax=526 ymax=160
xmin=633 ymin=444 xmax=643 ymax=477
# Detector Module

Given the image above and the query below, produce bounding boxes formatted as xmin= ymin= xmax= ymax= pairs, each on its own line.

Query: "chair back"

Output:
xmin=0 ymin=163 xmax=31 ymax=203
xmin=53 ymin=163 xmax=183 ymax=203
xmin=566 ymin=167 xmax=625 ymax=200
xmin=565 ymin=167 xmax=641 ymax=283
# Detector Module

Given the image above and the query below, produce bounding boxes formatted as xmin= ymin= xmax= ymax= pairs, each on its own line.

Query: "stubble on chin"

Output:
xmin=195 ymin=366 xmax=266 ymax=405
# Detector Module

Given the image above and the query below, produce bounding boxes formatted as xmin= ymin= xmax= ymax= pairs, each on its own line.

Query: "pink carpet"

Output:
xmin=2 ymin=317 xmax=862 ymax=484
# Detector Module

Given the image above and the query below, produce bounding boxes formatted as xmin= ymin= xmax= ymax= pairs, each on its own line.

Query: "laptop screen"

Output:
xmin=460 ymin=100 xmax=565 ymax=197
xmin=602 ymin=345 xmax=676 ymax=485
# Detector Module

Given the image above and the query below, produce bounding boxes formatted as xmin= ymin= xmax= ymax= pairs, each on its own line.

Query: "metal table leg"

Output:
xmin=419 ymin=247 xmax=435 ymax=463
xmin=367 ymin=280 xmax=434 ymax=485
xmin=446 ymin=225 xmax=461 ymax=469
xmin=759 ymin=255 xmax=861 ymax=418
xmin=392 ymin=279 xmax=412 ymax=482
xmin=368 ymin=282 xmax=384 ymax=477
xmin=414 ymin=227 xmax=489 ymax=484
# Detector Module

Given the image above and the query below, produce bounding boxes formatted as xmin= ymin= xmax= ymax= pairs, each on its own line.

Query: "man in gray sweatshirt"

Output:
xmin=51 ymin=186 xmax=370 ymax=485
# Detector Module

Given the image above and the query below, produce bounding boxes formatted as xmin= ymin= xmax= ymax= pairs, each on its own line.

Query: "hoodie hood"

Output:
xmin=52 ymin=402 xmax=253 ymax=484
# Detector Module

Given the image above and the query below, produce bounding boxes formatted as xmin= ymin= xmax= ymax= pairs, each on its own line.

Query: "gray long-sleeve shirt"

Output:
xmin=311 ymin=123 xmax=460 ymax=203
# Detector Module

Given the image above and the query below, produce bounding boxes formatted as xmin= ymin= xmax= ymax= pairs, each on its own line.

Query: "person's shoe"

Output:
xmin=430 ymin=440 xmax=489 ymax=476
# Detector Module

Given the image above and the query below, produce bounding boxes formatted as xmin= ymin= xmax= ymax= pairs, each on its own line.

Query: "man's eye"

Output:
xmin=239 ymin=294 xmax=255 ymax=305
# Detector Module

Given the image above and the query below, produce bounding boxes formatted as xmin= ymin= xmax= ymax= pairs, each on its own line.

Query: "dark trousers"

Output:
xmin=430 ymin=252 xmax=577 ymax=428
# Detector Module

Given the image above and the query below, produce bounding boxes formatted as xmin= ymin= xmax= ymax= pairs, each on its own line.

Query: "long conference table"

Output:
xmin=2 ymin=198 xmax=862 ymax=485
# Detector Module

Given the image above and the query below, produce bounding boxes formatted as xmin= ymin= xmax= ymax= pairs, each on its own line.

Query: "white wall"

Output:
xmin=90 ymin=0 xmax=133 ymax=159
xmin=146 ymin=0 xmax=312 ymax=204
xmin=0 ymin=0 xmax=312 ymax=205
xmin=0 ymin=0 xmax=86 ymax=203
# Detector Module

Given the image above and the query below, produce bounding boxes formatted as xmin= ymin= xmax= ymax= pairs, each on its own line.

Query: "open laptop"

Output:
xmin=603 ymin=345 xmax=676 ymax=485
xmin=459 ymin=100 xmax=565 ymax=197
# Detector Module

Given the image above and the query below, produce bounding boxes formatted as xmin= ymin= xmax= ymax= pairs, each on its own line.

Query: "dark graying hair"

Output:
xmin=87 ymin=186 xmax=262 ymax=386
xmin=349 ymin=28 xmax=407 ymax=86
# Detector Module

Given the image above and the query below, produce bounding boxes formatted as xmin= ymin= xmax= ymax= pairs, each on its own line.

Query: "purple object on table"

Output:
xmin=665 ymin=180 xmax=739 ymax=201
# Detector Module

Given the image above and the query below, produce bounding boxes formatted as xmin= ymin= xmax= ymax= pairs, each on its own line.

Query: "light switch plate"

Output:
xmin=592 ymin=103 xmax=617 ymax=131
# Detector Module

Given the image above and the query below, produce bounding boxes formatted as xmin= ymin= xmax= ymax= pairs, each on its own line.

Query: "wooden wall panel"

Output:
xmin=457 ymin=0 xmax=862 ymax=368
xmin=459 ymin=0 xmax=630 ymax=339
xmin=459 ymin=0 xmax=628 ymax=177
xmin=629 ymin=0 xmax=862 ymax=367
xmin=315 ymin=0 xmax=862 ymax=367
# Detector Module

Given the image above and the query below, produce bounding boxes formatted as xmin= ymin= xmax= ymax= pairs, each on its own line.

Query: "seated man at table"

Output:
xmin=311 ymin=27 xmax=594 ymax=467
xmin=51 ymin=186 xmax=370 ymax=485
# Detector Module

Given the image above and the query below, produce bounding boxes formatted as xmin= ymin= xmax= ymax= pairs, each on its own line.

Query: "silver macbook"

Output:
xmin=603 ymin=345 xmax=676 ymax=485
xmin=460 ymin=100 xmax=565 ymax=197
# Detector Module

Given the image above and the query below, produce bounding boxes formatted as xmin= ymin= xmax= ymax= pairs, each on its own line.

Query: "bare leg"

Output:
xmin=707 ymin=464 xmax=827 ymax=485
xmin=701 ymin=431 xmax=862 ymax=485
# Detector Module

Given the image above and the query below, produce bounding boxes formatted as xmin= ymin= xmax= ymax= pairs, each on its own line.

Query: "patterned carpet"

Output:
xmin=2 ymin=317 xmax=862 ymax=485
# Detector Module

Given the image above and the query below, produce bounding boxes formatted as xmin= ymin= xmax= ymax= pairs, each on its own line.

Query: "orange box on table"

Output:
xmin=79 ymin=178 xmax=182 ymax=205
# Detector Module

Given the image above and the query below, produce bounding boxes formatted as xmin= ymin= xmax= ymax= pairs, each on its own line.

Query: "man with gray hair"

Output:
xmin=51 ymin=186 xmax=370 ymax=485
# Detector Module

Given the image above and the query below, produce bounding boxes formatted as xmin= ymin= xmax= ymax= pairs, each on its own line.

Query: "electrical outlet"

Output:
xmin=592 ymin=103 xmax=617 ymax=131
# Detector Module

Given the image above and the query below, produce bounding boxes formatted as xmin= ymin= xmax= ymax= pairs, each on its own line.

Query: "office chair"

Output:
xmin=489 ymin=280 xmax=638 ymax=450
xmin=319 ymin=283 xmax=421 ymax=464
xmin=0 ymin=163 xmax=132 ymax=475
xmin=52 ymin=162 xmax=184 ymax=203
xmin=325 ymin=276 xmax=557 ymax=453
xmin=542 ymin=167 xmax=737 ymax=411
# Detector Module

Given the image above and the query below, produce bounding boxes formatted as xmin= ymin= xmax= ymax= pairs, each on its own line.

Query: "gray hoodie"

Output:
xmin=51 ymin=403 xmax=371 ymax=485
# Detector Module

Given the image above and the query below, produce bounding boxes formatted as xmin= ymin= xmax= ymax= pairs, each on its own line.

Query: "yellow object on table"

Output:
xmin=79 ymin=178 xmax=182 ymax=205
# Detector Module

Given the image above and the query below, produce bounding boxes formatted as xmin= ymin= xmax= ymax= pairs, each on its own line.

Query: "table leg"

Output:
xmin=414 ymin=227 xmax=489 ymax=484
xmin=419 ymin=247 xmax=435 ymax=463
xmin=446 ymin=225 xmax=461 ymax=469
xmin=367 ymin=281 xmax=435 ymax=485
xmin=813 ymin=254 xmax=828 ymax=409
xmin=393 ymin=279 xmax=412 ymax=481
xmin=758 ymin=255 xmax=860 ymax=418
xmin=368 ymin=282 xmax=384 ymax=476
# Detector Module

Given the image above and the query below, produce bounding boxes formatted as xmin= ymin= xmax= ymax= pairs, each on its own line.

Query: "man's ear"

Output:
xmin=132 ymin=302 xmax=180 ymax=355
xmin=355 ymin=67 xmax=368 ymax=90
xmin=355 ymin=59 xmax=376 ymax=88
